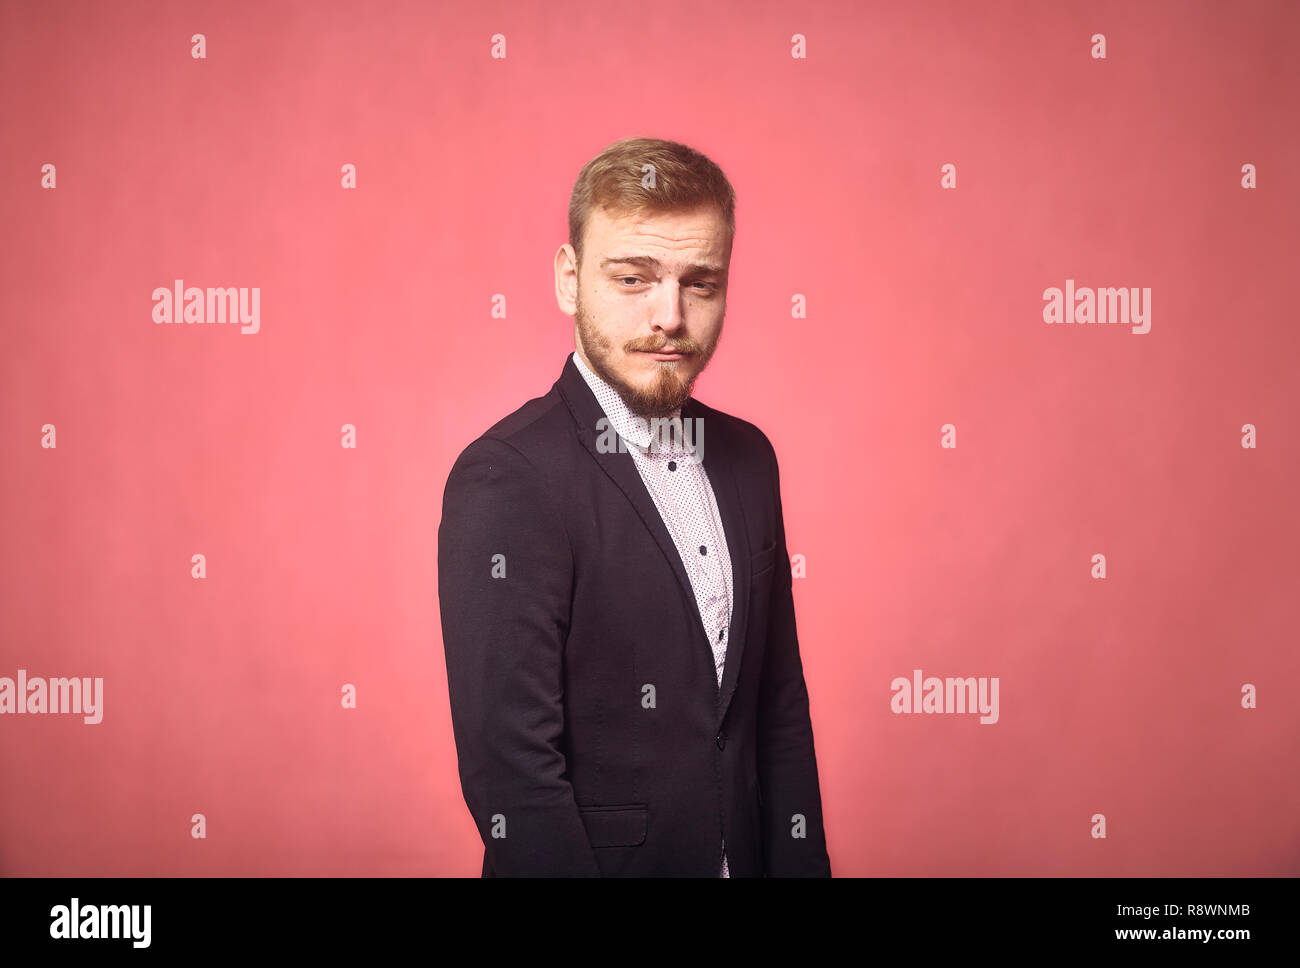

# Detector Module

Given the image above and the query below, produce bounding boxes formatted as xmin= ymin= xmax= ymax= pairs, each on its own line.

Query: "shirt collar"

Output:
xmin=571 ymin=350 xmax=686 ymax=455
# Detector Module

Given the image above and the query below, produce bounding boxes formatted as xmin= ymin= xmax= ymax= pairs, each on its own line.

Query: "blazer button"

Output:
xmin=715 ymin=734 xmax=726 ymax=750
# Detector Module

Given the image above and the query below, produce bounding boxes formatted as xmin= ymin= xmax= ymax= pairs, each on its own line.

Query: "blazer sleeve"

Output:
xmin=755 ymin=435 xmax=833 ymax=876
xmin=437 ymin=435 xmax=600 ymax=876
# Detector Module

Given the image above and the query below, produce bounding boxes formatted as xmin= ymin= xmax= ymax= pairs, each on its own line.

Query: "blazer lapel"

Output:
xmin=693 ymin=400 xmax=752 ymax=727
xmin=556 ymin=354 xmax=753 ymax=723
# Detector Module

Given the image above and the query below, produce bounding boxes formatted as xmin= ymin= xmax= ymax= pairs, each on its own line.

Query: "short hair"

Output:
xmin=567 ymin=137 xmax=737 ymax=271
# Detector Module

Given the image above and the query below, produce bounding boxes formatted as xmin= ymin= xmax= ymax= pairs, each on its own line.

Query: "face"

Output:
xmin=556 ymin=203 xmax=730 ymax=419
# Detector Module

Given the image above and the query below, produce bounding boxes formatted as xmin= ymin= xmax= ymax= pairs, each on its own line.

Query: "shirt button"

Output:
xmin=715 ymin=734 xmax=727 ymax=750
xmin=668 ymin=460 xmax=676 ymax=471
xmin=699 ymin=545 xmax=707 ymax=555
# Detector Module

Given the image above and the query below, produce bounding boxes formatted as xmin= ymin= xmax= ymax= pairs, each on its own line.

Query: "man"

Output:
xmin=437 ymin=137 xmax=831 ymax=876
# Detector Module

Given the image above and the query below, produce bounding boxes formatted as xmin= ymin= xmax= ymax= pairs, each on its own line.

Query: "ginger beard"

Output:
xmin=574 ymin=288 xmax=720 ymax=420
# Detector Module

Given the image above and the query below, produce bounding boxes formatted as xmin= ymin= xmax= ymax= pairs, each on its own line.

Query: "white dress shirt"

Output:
xmin=572 ymin=349 xmax=734 ymax=877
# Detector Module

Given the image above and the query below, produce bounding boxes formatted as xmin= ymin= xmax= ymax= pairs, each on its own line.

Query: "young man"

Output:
xmin=438 ymin=137 xmax=830 ymax=876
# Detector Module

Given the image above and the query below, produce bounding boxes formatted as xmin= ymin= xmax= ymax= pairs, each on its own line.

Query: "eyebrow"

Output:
xmin=599 ymin=255 xmax=726 ymax=276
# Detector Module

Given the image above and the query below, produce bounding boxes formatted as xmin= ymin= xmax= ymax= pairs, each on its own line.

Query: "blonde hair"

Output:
xmin=567 ymin=137 xmax=736 ymax=270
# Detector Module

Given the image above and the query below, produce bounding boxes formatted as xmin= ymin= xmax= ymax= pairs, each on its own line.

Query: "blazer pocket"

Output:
xmin=578 ymin=803 xmax=648 ymax=848
xmin=749 ymin=541 xmax=778 ymax=578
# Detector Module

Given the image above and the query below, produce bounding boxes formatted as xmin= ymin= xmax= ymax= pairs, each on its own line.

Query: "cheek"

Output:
xmin=592 ymin=292 xmax=634 ymax=324
xmin=696 ymin=320 xmax=721 ymax=349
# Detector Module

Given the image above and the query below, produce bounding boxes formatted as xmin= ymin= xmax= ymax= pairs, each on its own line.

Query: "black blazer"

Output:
xmin=437 ymin=353 xmax=831 ymax=876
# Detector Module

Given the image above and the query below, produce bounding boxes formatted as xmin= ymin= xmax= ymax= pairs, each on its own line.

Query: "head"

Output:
xmin=555 ymin=138 xmax=736 ymax=419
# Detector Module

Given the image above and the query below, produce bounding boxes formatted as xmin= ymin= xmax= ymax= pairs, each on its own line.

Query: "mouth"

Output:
xmin=636 ymin=348 xmax=690 ymax=361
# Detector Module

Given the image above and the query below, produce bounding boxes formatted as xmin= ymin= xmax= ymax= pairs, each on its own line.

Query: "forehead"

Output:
xmin=586 ymin=204 xmax=730 ymax=265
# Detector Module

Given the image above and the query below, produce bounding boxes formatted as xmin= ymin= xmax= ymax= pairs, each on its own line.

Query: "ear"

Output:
xmin=554 ymin=243 xmax=579 ymax=316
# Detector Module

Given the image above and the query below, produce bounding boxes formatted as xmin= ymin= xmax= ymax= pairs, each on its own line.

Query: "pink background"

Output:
xmin=2 ymin=0 xmax=1297 ymax=875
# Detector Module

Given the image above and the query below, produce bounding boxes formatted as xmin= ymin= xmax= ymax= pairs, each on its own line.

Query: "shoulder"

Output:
xmin=687 ymin=395 xmax=779 ymax=472
xmin=439 ymin=389 xmax=579 ymax=544
xmin=446 ymin=386 xmax=571 ymax=478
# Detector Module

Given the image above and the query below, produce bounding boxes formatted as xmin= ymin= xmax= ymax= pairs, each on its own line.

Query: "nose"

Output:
xmin=649 ymin=280 xmax=687 ymax=338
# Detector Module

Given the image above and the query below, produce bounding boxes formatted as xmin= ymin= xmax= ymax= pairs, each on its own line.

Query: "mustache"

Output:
xmin=627 ymin=337 xmax=698 ymax=354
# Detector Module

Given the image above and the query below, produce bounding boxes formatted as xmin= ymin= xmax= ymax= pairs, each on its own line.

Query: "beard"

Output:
xmin=574 ymin=293 xmax=719 ymax=420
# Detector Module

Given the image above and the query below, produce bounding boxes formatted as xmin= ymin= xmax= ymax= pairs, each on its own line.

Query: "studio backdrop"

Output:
xmin=1 ymin=0 xmax=1296 ymax=875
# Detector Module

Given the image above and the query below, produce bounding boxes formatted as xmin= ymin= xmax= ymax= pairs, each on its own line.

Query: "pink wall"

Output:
xmin=1 ymin=0 xmax=1296 ymax=875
